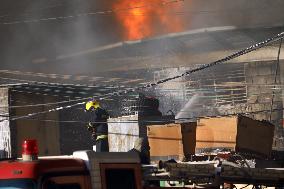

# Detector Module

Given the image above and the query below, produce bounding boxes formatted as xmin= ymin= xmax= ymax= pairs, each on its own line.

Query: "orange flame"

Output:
xmin=113 ymin=0 xmax=185 ymax=40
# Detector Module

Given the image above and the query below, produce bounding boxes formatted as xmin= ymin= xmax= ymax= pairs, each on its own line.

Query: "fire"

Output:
xmin=113 ymin=0 xmax=185 ymax=40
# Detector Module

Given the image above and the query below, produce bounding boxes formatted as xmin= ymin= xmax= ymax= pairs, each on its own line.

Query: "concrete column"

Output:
xmin=0 ymin=88 xmax=11 ymax=158
xmin=279 ymin=60 xmax=284 ymax=150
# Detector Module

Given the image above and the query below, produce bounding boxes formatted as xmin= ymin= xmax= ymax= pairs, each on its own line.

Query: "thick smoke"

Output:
xmin=0 ymin=0 xmax=284 ymax=76
xmin=0 ymin=1 xmax=124 ymax=75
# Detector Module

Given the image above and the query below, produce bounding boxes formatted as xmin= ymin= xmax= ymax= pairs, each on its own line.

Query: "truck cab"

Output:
xmin=0 ymin=140 xmax=142 ymax=189
xmin=2 ymin=140 xmax=284 ymax=188
xmin=0 ymin=157 xmax=91 ymax=189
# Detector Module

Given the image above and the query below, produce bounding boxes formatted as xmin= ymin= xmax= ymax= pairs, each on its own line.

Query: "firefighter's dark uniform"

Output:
xmin=85 ymin=101 xmax=109 ymax=152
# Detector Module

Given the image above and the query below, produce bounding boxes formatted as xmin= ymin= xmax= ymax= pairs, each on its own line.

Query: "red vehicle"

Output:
xmin=1 ymin=140 xmax=284 ymax=189
xmin=0 ymin=140 xmax=144 ymax=189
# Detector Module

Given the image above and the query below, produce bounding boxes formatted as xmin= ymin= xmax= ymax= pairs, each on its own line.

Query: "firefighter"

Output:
xmin=85 ymin=100 xmax=109 ymax=152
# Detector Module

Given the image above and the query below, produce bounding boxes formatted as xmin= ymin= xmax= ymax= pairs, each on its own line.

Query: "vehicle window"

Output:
xmin=105 ymin=169 xmax=137 ymax=189
xmin=0 ymin=179 xmax=36 ymax=189
xmin=44 ymin=182 xmax=80 ymax=189
xmin=42 ymin=176 xmax=84 ymax=189
xmin=56 ymin=184 xmax=80 ymax=189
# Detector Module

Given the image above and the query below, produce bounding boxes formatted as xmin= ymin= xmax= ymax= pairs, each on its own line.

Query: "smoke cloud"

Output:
xmin=0 ymin=0 xmax=284 ymax=77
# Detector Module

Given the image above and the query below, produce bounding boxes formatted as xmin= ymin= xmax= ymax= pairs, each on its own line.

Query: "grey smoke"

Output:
xmin=1 ymin=0 xmax=284 ymax=75
xmin=175 ymin=90 xmax=221 ymax=122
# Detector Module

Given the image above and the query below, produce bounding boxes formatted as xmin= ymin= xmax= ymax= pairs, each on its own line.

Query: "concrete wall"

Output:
xmin=11 ymin=92 xmax=61 ymax=156
xmin=0 ymin=88 xmax=11 ymax=158
xmin=0 ymin=87 xmax=93 ymax=157
xmin=108 ymin=115 xmax=155 ymax=153
xmin=153 ymin=63 xmax=246 ymax=117
xmin=153 ymin=60 xmax=284 ymax=150
xmin=244 ymin=61 xmax=283 ymax=149
xmin=108 ymin=115 xmax=140 ymax=152
xmin=0 ymin=86 xmax=108 ymax=156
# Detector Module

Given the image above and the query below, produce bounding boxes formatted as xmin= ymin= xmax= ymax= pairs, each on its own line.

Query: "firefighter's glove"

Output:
xmin=86 ymin=122 xmax=93 ymax=131
xmin=92 ymin=133 xmax=97 ymax=140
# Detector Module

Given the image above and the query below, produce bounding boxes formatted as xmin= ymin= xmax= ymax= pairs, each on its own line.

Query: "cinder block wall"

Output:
xmin=245 ymin=61 xmax=283 ymax=149
xmin=153 ymin=61 xmax=284 ymax=150
xmin=0 ymin=86 xmax=92 ymax=157
xmin=10 ymin=91 xmax=61 ymax=157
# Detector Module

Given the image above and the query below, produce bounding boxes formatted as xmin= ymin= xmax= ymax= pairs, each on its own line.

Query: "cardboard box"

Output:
xmin=147 ymin=123 xmax=196 ymax=161
xmin=236 ymin=115 xmax=275 ymax=157
xmin=147 ymin=115 xmax=275 ymax=160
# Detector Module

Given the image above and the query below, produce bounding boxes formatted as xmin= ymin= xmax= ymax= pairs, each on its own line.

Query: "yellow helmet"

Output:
xmin=85 ymin=100 xmax=100 ymax=111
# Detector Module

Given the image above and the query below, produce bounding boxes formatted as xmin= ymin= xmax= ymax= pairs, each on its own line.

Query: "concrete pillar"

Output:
xmin=279 ymin=60 xmax=284 ymax=150
xmin=0 ymin=88 xmax=11 ymax=158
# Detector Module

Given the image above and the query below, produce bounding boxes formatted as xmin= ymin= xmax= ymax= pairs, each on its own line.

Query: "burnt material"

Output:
xmin=236 ymin=115 xmax=275 ymax=158
xmin=121 ymin=93 xmax=162 ymax=117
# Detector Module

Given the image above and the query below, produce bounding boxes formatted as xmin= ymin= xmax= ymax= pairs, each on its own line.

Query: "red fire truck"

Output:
xmin=1 ymin=140 xmax=284 ymax=189
xmin=0 ymin=140 xmax=145 ymax=189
